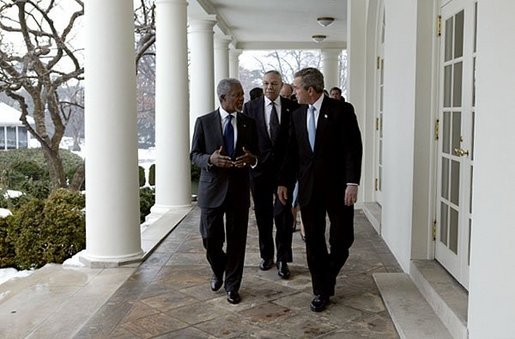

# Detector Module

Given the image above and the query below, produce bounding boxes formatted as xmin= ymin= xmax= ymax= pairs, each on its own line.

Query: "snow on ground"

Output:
xmin=0 ymin=143 xmax=156 ymax=286
xmin=0 ymin=268 xmax=34 ymax=285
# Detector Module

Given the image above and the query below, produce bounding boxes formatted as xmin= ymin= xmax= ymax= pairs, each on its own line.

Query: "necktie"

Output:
xmin=307 ymin=105 xmax=316 ymax=150
xmin=224 ymin=114 xmax=234 ymax=158
xmin=270 ymin=101 xmax=279 ymax=143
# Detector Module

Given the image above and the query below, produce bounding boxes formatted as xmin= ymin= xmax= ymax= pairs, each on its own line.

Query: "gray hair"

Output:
xmin=263 ymin=70 xmax=283 ymax=82
xmin=217 ymin=78 xmax=241 ymax=98
xmin=294 ymin=67 xmax=325 ymax=93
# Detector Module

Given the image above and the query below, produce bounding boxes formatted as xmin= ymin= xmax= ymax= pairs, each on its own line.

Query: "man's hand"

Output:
xmin=209 ymin=146 xmax=234 ymax=168
xmin=277 ymin=186 xmax=288 ymax=205
xmin=344 ymin=185 xmax=358 ymax=206
xmin=234 ymin=146 xmax=256 ymax=168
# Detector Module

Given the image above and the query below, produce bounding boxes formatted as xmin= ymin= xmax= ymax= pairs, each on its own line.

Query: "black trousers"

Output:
xmin=200 ymin=202 xmax=248 ymax=293
xmin=301 ymin=195 xmax=354 ymax=297
xmin=251 ymin=175 xmax=293 ymax=263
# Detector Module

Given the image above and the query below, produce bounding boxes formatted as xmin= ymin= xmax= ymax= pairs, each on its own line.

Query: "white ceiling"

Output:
xmin=188 ymin=0 xmax=348 ymax=50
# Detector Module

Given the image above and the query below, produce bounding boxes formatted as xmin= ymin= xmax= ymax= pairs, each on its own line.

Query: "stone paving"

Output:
xmin=75 ymin=206 xmax=401 ymax=338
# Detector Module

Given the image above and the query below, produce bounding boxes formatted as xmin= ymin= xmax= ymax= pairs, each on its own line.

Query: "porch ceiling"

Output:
xmin=189 ymin=0 xmax=348 ymax=50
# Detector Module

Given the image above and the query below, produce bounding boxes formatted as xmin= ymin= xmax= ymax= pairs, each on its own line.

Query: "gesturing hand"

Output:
xmin=210 ymin=146 xmax=234 ymax=168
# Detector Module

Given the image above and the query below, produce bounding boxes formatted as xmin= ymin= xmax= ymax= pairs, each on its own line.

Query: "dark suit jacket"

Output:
xmin=190 ymin=109 xmax=259 ymax=209
xmin=243 ymin=96 xmax=299 ymax=181
xmin=279 ymin=96 xmax=362 ymax=207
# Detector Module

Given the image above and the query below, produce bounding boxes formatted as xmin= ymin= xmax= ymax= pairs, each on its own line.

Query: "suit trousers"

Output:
xmin=200 ymin=202 xmax=249 ymax=293
xmin=251 ymin=175 xmax=293 ymax=263
xmin=301 ymin=195 xmax=355 ymax=297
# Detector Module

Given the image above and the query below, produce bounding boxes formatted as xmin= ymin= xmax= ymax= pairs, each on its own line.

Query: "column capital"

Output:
xmin=188 ymin=16 xmax=217 ymax=33
xmin=214 ymin=34 xmax=232 ymax=49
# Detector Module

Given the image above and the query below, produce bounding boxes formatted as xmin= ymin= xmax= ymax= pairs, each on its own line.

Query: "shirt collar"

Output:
xmin=219 ymin=106 xmax=235 ymax=120
xmin=265 ymin=96 xmax=279 ymax=107
xmin=310 ymin=94 xmax=324 ymax=113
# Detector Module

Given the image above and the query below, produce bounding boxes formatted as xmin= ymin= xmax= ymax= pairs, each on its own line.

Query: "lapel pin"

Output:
xmin=324 ymin=114 xmax=328 ymax=118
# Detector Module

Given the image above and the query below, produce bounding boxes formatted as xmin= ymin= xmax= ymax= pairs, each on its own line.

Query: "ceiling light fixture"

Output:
xmin=312 ymin=35 xmax=327 ymax=43
xmin=317 ymin=17 xmax=335 ymax=27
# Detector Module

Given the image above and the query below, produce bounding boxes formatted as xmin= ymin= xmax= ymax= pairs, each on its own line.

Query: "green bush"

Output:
xmin=0 ymin=216 xmax=16 ymax=268
xmin=139 ymin=166 xmax=146 ymax=187
xmin=147 ymin=163 xmax=199 ymax=186
xmin=149 ymin=164 xmax=155 ymax=186
xmin=0 ymin=148 xmax=83 ymax=191
xmin=11 ymin=159 xmax=47 ymax=181
xmin=139 ymin=187 xmax=155 ymax=223
xmin=41 ymin=189 xmax=85 ymax=264
xmin=7 ymin=197 xmax=47 ymax=269
xmin=4 ymin=189 xmax=85 ymax=269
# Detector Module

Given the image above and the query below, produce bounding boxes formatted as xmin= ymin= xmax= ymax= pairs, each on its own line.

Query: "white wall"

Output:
xmin=468 ymin=1 xmax=515 ymax=337
xmin=380 ymin=0 xmax=418 ymax=271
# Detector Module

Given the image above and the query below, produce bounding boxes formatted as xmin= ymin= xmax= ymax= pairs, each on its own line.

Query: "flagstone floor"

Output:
xmin=72 ymin=205 xmax=401 ymax=338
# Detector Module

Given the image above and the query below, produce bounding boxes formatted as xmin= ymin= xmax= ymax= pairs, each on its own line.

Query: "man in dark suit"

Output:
xmin=243 ymin=70 xmax=299 ymax=279
xmin=191 ymin=78 xmax=259 ymax=305
xmin=278 ymin=67 xmax=362 ymax=312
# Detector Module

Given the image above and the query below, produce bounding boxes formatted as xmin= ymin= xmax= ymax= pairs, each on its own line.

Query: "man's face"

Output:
xmin=292 ymin=77 xmax=309 ymax=104
xmin=280 ymin=84 xmax=293 ymax=99
xmin=330 ymin=90 xmax=341 ymax=100
xmin=221 ymin=84 xmax=244 ymax=113
xmin=262 ymin=73 xmax=282 ymax=101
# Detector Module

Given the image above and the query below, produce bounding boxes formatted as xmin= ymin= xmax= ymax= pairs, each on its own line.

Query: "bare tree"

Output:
xmin=0 ymin=0 xmax=84 ymax=190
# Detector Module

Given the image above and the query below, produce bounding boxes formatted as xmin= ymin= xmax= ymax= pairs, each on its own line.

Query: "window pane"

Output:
xmin=444 ymin=65 xmax=452 ymax=107
xmin=0 ymin=127 xmax=5 ymax=149
xmin=6 ymin=127 xmax=16 ymax=149
xmin=451 ymin=160 xmax=460 ymax=205
xmin=445 ymin=17 xmax=453 ymax=61
xmin=452 ymin=111 xmax=461 ymax=153
xmin=440 ymin=202 xmax=448 ymax=245
xmin=454 ymin=10 xmax=464 ymax=58
xmin=453 ymin=62 xmax=463 ymax=107
xmin=442 ymin=157 xmax=449 ymax=200
xmin=17 ymin=126 xmax=28 ymax=148
xmin=449 ymin=207 xmax=459 ymax=254
xmin=443 ymin=111 xmax=450 ymax=154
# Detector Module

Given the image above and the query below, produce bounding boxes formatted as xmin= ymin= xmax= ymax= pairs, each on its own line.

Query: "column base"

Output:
xmin=79 ymin=249 xmax=144 ymax=268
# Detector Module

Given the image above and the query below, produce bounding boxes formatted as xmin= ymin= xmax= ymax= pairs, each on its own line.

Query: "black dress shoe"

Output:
xmin=210 ymin=274 xmax=223 ymax=291
xmin=277 ymin=261 xmax=290 ymax=279
xmin=259 ymin=259 xmax=274 ymax=271
xmin=227 ymin=290 xmax=241 ymax=304
xmin=310 ymin=295 xmax=329 ymax=312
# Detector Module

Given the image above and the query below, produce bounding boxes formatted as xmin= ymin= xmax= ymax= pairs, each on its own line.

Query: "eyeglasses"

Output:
xmin=263 ymin=81 xmax=281 ymax=88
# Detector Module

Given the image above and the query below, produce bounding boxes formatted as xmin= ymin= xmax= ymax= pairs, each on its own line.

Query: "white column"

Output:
xmin=214 ymin=35 xmax=231 ymax=84
xmin=214 ymin=35 xmax=231 ymax=102
xmin=321 ymin=48 xmax=342 ymax=90
xmin=188 ymin=18 xmax=216 ymax=136
xmin=82 ymin=0 xmax=142 ymax=265
xmin=229 ymin=48 xmax=242 ymax=79
xmin=150 ymin=0 xmax=191 ymax=218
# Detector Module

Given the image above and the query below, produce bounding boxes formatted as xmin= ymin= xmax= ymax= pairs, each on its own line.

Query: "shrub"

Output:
xmin=149 ymin=164 xmax=155 ymax=186
xmin=0 ymin=216 xmax=16 ymax=268
xmin=148 ymin=163 xmax=199 ymax=186
xmin=0 ymin=148 xmax=83 ymax=189
xmin=139 ymin=166 xmax=146 ymax=187
xmin=41 ymin=189 xmax=85 ymax=264
xmin=5 ymin=189 xmax=85 ymax=269
xmin=7 ymin=197 xmax=47 ymax=269
xmin=139 ymin=187 xmax=155 ymax=223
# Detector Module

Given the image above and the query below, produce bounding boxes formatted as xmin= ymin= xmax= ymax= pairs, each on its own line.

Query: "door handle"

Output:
xmin=454 ymin=147 xmax=470 ymax=157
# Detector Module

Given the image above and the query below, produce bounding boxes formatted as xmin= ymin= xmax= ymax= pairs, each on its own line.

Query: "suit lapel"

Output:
xmin=315 ymin=99 xmax=330 ymax=151
xmin=209 ymin=109 xmax=224 ymax=148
